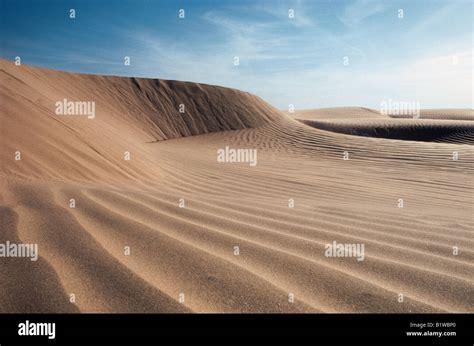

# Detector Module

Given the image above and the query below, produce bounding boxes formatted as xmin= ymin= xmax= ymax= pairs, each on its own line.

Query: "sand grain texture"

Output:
xmin=1 ymin=60 xmax=473 ymax=313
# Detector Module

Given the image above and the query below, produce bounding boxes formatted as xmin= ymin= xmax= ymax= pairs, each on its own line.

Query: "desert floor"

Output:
xmin=1 ymin=59 xmax=473 ymax=312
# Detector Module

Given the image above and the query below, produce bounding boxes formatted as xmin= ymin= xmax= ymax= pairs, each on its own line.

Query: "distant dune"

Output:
xmin=288 ymin=107 xmax=385 ymax=120
xmin=392 ymin=109 xmax=474 ymax=121
xmin=290 ymin=107 xmax=474 ymax=144
xmin=1 ymin=59 xmax=473 ymax=313
xmin=289 ymin=107 xmax=474 ymax=121
xmin=301 ymin=119 xmax=474 ymax=144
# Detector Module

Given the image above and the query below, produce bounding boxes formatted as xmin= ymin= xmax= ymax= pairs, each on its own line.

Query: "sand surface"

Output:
xmin=1 ymin=60 xmax=473 ymax=313
xmin=301 ymin=119 xmax=474 ymax=144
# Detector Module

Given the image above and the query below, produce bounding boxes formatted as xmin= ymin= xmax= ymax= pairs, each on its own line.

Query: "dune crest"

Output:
xmin=288 ymin=107 xmax=386 ymax=120
xmin=0 ymin=59 xmax=284 ymax=182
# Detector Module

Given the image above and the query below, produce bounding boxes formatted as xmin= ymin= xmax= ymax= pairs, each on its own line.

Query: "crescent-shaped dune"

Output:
xmin=1 ymin=59 xmax=473 ymax=313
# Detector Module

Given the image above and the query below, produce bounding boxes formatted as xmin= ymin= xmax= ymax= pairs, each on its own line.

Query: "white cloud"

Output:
xmin=103 ymin=2 xmax=473 ymax=110
xmin=252 ymin=50 xmax=473 ymax=109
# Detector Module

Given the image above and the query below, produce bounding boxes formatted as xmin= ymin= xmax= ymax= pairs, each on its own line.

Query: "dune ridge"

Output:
xmin=0 ymin=59 xmax=281 ymax=182
xmin=290 ymin=107 xmax=474 ymax=121
xmin=391 ymin=109 xmax=474 ymax=121
xmin=1 ymin=60 xmax=473 ymax=313
xmin=301 ymin=119 xmax=474 ymax=144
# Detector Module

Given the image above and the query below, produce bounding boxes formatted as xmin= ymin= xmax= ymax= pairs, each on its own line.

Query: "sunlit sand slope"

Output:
xmin=1 ymin=60 xmax=473 ymax=312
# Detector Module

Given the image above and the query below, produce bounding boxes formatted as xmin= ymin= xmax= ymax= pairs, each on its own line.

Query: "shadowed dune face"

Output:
xmin=290 ymin=107 xmax=474 ymax=144
xmin=0 ymin=59 xmax=283 ymax=182
xmin=391 ymin=109 xmax=474 ymax=121
xmin=1 ymin=60 xmax=473 ymax=313
xmin=290 ymin=107 xmax=474 ymax=121
xmin=301 ymin=119 xmax=474 ymax=144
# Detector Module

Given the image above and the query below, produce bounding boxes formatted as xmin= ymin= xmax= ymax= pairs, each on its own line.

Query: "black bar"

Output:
xmin=0 ymin=314 xmax=472 ymax=345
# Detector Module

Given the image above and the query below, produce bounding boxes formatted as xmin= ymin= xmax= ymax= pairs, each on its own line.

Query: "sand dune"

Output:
xmin=289 ymin=107 xmax=386 ymax=120
xmin=301 ymin=119 xmax=474 ymax=144
xmin=1 ymin=60 xmax=473 ymax=313
xmin=391 ymin=109 xmax=474 ymax=121
xmin=290 ymin=107 xmax=474 ymax=121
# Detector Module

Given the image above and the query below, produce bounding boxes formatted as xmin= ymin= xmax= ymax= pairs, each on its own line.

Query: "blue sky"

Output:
xmin=1 ymin=0 xmax=472 ymax=109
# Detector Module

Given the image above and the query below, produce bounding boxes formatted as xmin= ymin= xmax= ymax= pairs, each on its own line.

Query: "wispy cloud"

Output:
xmin=122 ymin=0 xmax=472 ymax=109
xmin=338 ymin=0 xmax=390 ymax=27
xmin=256 ymin=0 xmax=315 ymax=28
xmin=2 ymin=0 xmax=471 ymax=109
